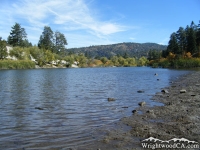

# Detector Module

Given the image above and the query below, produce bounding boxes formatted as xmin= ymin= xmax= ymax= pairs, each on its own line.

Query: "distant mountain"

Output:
xmin=67 ymin=42 xmax=167 ymax=58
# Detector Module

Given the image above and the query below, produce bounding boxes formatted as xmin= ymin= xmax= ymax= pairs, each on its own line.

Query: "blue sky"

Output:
xmin=0 ymin=0 xmax=199 ymax=48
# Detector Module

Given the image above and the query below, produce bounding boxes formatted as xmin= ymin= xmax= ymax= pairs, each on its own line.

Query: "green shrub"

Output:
xmin=158 ymin=60 xmax=171 ymax=68
xmin=152 ymin=63 xmax=159 ymax=68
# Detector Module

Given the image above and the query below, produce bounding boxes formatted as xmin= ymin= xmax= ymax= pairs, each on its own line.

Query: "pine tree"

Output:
xmin=38 ymin=26 xmax=54 ymax=51
xmin=167 ymin=32 xmax=180 ymax=54
xmin=196 ymin=21 xmax=200 ymax=53
xmin=8 ymin=23 xmax=27 ymax=47
xmin=176 ymin=27 xmax=186 ymax=54
xmin=187 ymin=23 xmax=197 ymax=55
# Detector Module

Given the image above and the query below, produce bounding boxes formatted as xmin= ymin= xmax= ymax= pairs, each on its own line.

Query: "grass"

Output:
xmin=0 ymin=60 xmax=35 ymax=69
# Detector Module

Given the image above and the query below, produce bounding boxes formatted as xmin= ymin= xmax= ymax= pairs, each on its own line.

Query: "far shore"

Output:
xmin=78 ymin=70 xmax=200 ymax=150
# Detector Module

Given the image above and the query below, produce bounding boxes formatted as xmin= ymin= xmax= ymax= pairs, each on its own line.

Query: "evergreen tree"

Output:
xmin=148 ymin=49 xmax=161 ymax=60
xmin=8 ymin=23 xmax=27 ymax=47
xmin=38 ymin=26 xmax=54 ymax=51
xmin=196 ymin=21 xmax=200 ymax=53
xmin=187 ymin=24 xmax=197 ymax=55
xmin=167 ymin=32 xmax=180 ymax=54
xmin=123 ymin=52 xmax=129 ymax=59
xmin=176 ymin=27 xmax=186 ymax=54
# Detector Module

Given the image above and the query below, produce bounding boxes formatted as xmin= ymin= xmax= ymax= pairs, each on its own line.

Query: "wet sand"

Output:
xmin=77 ymin=70 xmax=200 ymax=150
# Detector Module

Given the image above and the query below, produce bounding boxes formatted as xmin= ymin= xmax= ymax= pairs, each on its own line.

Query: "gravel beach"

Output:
xmin=78 ymin=70 xmax=200 ymax=150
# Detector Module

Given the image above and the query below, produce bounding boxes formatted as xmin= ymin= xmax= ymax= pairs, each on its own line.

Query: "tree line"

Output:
xmin=0 ymin=22 xmax=151 ymax=68
xmin=163 ymin=21 xmax=200 ymax=57
xmin=149 ymin=21 xmax=200 ymax=68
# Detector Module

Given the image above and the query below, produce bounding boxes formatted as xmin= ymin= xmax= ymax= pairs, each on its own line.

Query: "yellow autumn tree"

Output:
xmin=167 ymin=52 xmax=176 ymax=60
xmin=184 ymin=52 xmax=192 ymax=58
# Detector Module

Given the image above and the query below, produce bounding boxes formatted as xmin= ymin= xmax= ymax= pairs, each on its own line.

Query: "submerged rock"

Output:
xmin=108 ymin=98 xmax=116 ymax=101
xmin=122 ymin=106 xmax=129 ymax=108
xmin=35 ymin=107 xmax=44 ymax=110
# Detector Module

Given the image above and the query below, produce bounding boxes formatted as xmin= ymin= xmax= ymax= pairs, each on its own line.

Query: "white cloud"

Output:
xmin=13 ymin=0 xmax=125 ymax=34
xmin=158 ymin=37 xmax=169 ymax=45
xmin=129 ymin=37 xmax=136 ymax=41
xmin=0 ymin=0 xmax=128 ymax=47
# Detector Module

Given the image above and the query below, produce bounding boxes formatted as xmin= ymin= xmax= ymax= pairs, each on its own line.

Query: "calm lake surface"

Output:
xmin=0 ymin=67 xmax=192 ymax=149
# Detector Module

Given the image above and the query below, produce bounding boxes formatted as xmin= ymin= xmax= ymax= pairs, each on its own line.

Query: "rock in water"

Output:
xmin=137 ymin=90 xmax=144 ymax=93
xmin=35 ymin=107 xmax=44 ymax=110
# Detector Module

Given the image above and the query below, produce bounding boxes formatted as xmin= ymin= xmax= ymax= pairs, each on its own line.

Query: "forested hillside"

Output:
xmin=67 ymin=42 xmax=167 ymax=58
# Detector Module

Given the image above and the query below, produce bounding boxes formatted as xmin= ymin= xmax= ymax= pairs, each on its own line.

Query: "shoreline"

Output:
xmin=79 ymin=70 xmax=200 ymax=150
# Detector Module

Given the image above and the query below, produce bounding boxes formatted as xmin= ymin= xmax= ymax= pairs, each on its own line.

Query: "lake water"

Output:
xmin=0 ymin=67 xmax=192 ymax=149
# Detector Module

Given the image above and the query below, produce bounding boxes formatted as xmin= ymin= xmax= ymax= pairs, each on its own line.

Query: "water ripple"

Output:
xmin=0 ymin=67 xmax=191 ymax=149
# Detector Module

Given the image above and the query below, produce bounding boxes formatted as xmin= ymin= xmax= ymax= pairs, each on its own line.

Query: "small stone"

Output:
xmin=180 ymin=89 xmax=186 ymax=93
xmin=108 ymin=98 xmax=115 ymax=101
xmin=146 ymin=110 xmax=154 ymax=113
xmin=132 ymin=110 xmax=137 ymax=113
xmin=138 ymin=101 xmax=146 ymax=107
xmin=161 ymin=89 xmax=169 ymax=93
xmin=154 ymin=73 xmax=158 ymax=76
xmin=103 ymin=138 xmax=109 ymax=143
xmin=167 ymin=102 xmax=173 ymax=105
xmin=157 ymin=79 xmax=160 ymax=81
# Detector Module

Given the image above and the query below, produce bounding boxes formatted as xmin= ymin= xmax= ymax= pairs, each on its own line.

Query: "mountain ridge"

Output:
xmin=67 ymin=42 xmax=167 ymax=58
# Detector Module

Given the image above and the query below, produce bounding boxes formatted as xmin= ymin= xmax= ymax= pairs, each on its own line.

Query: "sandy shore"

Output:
xmin=77 ymin=70 xmax=200 ymax=150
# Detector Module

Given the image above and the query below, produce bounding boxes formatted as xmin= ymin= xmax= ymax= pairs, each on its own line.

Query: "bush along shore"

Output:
xmin=78 ymin=71 xmax=200 ymax=150
xmin=0 ymin=60 xmax=35 ymax=69
xmin=149 ymin=57 xmax=200 ymax=69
